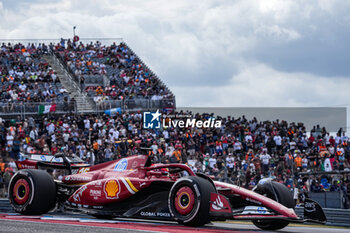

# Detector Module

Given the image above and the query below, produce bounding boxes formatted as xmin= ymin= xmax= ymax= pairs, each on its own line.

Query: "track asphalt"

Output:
xmin=0 ymin=213 xmax=349 ymax=233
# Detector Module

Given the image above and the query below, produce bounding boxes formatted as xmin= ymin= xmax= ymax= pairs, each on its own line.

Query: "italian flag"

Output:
xmin=38 ymin=104 xmax=56 ymax=114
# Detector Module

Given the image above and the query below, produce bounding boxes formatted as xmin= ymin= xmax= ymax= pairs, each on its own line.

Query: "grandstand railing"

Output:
xmin=50 ymin=49 xmax=82 ymax=92
xmin=50 ymin=48 xmax=97 ymax=111
xmin=93 ymin=97 xmax=176 ymax=113
xmin=0 ymin=102 xmax=76 ymax=116
xmin=0 ymin=97 xmax=175 ymax=116
xmin=82 ymin=75 xmax=110 ymax=87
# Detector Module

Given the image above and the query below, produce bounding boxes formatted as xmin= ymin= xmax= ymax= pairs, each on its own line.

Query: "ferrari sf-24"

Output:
xmin=9 ymin=153 xmax=326 ymax=230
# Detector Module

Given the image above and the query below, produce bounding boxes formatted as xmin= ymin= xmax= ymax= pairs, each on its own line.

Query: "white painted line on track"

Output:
xmin=0 ymin=218 xmax=163 ymax=233
xmin=41 ymin=216 xmax=82 ymax=221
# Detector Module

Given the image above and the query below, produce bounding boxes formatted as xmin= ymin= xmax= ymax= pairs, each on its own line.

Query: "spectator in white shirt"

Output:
xmin=260 ymin=151 xmax=271 ymax=175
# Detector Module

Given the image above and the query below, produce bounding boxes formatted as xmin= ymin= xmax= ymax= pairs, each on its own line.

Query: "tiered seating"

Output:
xmin=0 ymin=43 xmax=70 ymax=112
xmin=54 ymin=41 xmax=173 ymax=104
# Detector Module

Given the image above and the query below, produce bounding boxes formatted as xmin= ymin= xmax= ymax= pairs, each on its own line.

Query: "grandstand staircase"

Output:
xmin=44 ymin=54 xmax=95 ymax=113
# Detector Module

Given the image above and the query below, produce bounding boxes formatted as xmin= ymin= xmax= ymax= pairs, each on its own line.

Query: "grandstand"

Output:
xmin=0 ymin=38 xmax=175 ymax=118
xmin=0 ymin=42 xmax=71 ymax=114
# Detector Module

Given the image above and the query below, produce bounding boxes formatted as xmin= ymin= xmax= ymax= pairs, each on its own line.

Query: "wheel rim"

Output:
xmin=174 ymin=186 xmax=195 ymax=215
xmin=13 ymin=178 xmax=30 ymax=205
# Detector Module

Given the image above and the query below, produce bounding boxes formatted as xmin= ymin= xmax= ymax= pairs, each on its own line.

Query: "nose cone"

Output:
xmin=287 ymin=208 xmax=298 ymax=219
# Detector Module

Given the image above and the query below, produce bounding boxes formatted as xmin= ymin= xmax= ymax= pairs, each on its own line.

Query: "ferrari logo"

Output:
xmin=105 ymin=179 xmax=119 ymax=198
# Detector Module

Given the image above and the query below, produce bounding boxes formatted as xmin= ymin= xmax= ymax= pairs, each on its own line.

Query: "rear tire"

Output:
xmin=168 ymin=176 xmax=216 ymax=227
xmin=252 ymin=181 xmax=294 ymax=230
xmin=8 ymin=169 xmax=57 ymax=215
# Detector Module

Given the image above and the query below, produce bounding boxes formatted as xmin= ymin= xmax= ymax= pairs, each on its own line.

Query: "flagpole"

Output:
xmin=73 ymin=26 xmax=76 ymax=38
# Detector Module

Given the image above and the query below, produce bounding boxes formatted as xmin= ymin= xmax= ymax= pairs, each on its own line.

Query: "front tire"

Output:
xmin=9 ymin=169 xmax=57 ymax=215
xmin=252 ymin=219 xmax=289 ymax=230
xmin=252 ymin=181 xmax=294 ymax=230
xmin=168 ymin=176 xmax=216 ymax=227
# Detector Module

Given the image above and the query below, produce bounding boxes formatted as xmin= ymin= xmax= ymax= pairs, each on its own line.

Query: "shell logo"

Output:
xmin=104 ymin=179 xmax=120 ymax=199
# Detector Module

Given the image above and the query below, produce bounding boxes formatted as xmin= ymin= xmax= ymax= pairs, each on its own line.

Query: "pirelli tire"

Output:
xmin=8 ymin=169 xmax=57 ymax=215
xmin=252 ymin=181 xmax=294 ymax=230
xmin=168 ymin=176 xmax=216 ymax=227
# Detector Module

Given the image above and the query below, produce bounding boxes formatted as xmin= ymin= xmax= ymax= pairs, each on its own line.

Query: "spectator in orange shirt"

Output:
xmin=96 ymin=86 xmax=103 ymax=95
xmin=0 ymin=158 xmax=5 ymax=173
xmin=172 ymin=148 xmax=181 ymax=163
xmin=93 ymin=141 xmax=99 ymax=151
xmin=86 ymin=60 xmax=92 ymax=68
xmin=295 ymin=153 xmax=302 ymax=168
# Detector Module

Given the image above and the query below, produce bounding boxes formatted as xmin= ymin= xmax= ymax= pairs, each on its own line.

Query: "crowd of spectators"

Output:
xmin=0 ymin=40 xmax=347 ymax=208
xmin=0 ymin=112 xmax=349 ymax=206
xmin=53 ymin=40 xmax=173 ymax=105
xmin=0 ymin=43 xmax=69 ymax=112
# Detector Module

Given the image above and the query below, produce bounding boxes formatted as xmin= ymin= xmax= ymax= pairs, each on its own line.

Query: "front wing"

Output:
xmin=209 ymin=192 xmax=327 ymax=224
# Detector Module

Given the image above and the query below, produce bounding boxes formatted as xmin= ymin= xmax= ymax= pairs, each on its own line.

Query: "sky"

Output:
xmin=0 ymin=0 xmax=349 ymax=128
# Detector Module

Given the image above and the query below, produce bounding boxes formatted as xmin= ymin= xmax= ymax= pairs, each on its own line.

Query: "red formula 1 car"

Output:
xmin=8 ymin=154 xmax=326 ymax=230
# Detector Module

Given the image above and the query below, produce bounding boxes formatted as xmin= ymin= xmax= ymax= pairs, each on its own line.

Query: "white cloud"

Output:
xmin=174 ymin=63 xmax=350 ymax=107
xmin=254 ymin=25 xmax=301 ymax=41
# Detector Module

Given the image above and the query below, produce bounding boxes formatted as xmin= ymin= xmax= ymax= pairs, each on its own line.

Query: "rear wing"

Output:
xmin=16 ymin=152 xmax=89 ymax=174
